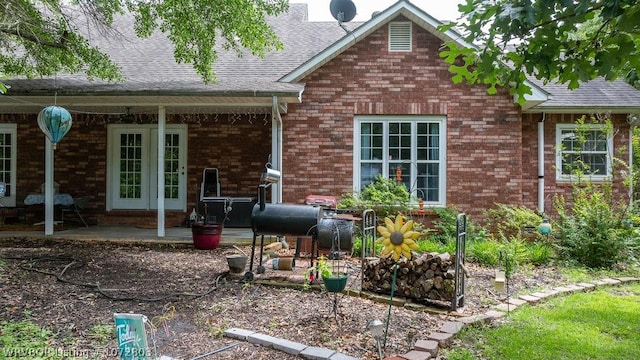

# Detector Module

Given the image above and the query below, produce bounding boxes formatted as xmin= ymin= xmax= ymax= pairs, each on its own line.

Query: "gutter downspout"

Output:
xmin=271 ymin=96 xmax=283 ymax=204
xmin=630 ymin=123 xmax=634 ymax=207
xmin=538 ymin=113 xmax=546 ymax=214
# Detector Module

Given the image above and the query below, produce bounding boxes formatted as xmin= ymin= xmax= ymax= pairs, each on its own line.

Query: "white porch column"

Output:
xmin=157 ymin=106 xmax=166 ymax=237
xmin=44 ymin=138 xmax=54 ymax=235
xmin=271 ymin=97 xmax=283 ymax=203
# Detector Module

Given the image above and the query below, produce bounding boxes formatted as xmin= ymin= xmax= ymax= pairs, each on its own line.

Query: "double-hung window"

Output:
xmin=555 ymin=123 xmax=613 ymax=181
xmin=354 ymin=116 xmax=446 ymax=205
xmin=0 ymin=124 xmax=17 ymax=206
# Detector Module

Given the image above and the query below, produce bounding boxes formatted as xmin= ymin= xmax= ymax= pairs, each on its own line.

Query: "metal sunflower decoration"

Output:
xmin=377 ymin=215 xmax=421 ymax=260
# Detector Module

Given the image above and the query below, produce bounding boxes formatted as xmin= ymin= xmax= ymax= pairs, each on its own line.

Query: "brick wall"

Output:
xmin=281 ymin=16 xmax=522 ymax=220
xmin=1 ymin=113 xmax=270 ymax=225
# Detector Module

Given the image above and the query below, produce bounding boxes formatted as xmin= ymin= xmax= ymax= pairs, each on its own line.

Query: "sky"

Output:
xmin=290 ymin=0 xmax=464 ymax=22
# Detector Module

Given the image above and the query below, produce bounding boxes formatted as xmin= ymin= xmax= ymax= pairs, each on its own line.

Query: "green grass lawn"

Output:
xmin=447 ymin=282 xmax=640 ymax=360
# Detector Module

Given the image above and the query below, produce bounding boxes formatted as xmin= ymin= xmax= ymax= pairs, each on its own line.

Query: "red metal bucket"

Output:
xmin=192 ymin=222 xmax=223 ymax=250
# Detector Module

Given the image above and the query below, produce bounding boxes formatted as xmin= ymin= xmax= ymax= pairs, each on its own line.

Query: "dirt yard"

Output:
xmin=0 ymin=236 xmax=569 ymax=359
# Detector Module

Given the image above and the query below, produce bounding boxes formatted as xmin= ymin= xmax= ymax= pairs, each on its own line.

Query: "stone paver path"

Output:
xmin=223 ymin=276 xmax=639 ymax=360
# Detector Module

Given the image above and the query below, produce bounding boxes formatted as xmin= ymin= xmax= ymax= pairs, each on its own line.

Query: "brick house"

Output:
xmin=1 ymin=1 xmax=640 ymax=234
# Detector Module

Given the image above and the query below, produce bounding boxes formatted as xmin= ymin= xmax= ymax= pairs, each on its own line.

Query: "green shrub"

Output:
xmin=484 ymin=203 xmax=546 ymax=242
xmin=337 ymin=175 xmax=410 ymax=219
xmin=416 ymin=238 xmax=456 ymax=254
xmin=428 ymin=206 xmax=487 ymax=244
xmin=553 ymin=183 xmax=627 ymax=268
xmin=467 ymin=239 xmax=501 ymax=266
xmin=526 ymin=242 xmax=556 ymax=266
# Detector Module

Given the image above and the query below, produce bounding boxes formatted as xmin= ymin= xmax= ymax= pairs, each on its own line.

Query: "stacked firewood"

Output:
xmin=362 ymin=252 xmax=456 ymax=302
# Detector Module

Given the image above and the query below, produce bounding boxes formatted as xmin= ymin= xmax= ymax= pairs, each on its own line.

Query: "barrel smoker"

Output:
xmin=245 ymin=167 xmax=354 ymax=280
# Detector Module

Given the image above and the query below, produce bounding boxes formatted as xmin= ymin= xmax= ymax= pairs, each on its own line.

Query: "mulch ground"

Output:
xmin=0 ymin=236 xmax=571 ymax=359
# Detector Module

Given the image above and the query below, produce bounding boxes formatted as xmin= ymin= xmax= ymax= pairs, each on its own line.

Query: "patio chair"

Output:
xmin=61 ymin=195 xmax=89 ymax=227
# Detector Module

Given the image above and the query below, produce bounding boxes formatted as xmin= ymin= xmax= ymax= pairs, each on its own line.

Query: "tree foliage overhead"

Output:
xmin=439 ymin=0 xmax=640 ymax=102
xmin=0 ymin=0 xmax=289 ymax=92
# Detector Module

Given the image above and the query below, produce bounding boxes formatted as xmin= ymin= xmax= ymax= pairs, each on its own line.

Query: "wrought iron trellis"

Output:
xmin=452 ymin=213 xmax=467 ymax=311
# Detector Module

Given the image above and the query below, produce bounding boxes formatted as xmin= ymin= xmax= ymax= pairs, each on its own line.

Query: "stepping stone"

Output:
xmin=494 ymin=303 xmax=516 ymax=312
xmin=458 ymin=314 xmax=490 ymax=326
xmin=483 ymin=310 xmax=506 ymax=319
xmin=566 ymin=284 xmax=586 ymax=292
xmin=577 ymin=282 xmax=596 ymax=289
xmin=507 ymin=298 xmax=527 ymax=306
xmin=600 ymin=278 xmax=621 ymax=285
xmin=300 ymin=346 xmax=336 ymax=360
xmin=553 ymin=286 xmax=574 ymax=294
xmin=427 ymin=332 xmax=454 ymax=347
xmin=414 ymin=339 xmax=439 ymax=356
xmin=247 ymin=332 xmax=279 ymax=347
xmin=400 ymin=350 xmax=432 ymax=360
xmin=329 ymin=353 xmax=359 ymax=360
xmin=224 ymin=328 xmax=255 ymax=340
xmin=616 ymin=277 xmax=639 ymax=282
xmin=519 ymin=294 xmax=541 ymax=303
xmin=439 ymin=321 xmax=464 ymax=334
xmin=530 ymin=292 xmax=550 ymax=299
xmin=272 ymin=338 xmax=307 ymax=355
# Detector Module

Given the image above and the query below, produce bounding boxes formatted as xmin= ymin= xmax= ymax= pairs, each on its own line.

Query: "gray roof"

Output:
xmin=5 ymin=4 xmax=351 ymax=95
xmin=3 ymin=2 xmax=640 ymax=114
xmin=530 ymin=77 xmax=640 ymax=113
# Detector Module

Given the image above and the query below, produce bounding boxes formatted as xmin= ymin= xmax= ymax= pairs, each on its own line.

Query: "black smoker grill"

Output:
xmin=246 ymin=184 xmax=322 ymax=280
xmin=246 ymin=186 xmax=355 ymax=280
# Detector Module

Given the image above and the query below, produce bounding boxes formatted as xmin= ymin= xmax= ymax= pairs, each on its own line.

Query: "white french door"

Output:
xmin=108 ymin=125 xmax=187 ymax=210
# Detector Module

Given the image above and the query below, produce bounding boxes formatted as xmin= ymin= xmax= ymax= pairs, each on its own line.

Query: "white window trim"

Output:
xmin=353 ymin=115 xmax=447 ymax=207
xmin=388 ymin=21 xmax=412 ymax=52
xmin=555 ymin=123 xmax=613 ymax=182
xmin=0 ymin=124 xmax=17 ymax=207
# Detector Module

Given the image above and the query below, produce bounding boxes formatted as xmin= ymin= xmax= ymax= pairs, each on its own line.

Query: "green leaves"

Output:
xmin=438 ymin=0 xmax=640 ymax=102
xmin=0 ymin=0 xmax=288 ymax=86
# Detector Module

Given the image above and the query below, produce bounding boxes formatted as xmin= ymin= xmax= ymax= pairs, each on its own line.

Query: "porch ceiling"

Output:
xmin=0 ymin=93 xmax=299 ymax=114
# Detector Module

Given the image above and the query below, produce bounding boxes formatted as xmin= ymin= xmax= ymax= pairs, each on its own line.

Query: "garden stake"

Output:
xmin=382 ymin=262 xmax=399 ymax=349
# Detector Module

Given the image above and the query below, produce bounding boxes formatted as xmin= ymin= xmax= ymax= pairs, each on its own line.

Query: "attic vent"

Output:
xmin=389 ymin=22 xmax=412 ymax=52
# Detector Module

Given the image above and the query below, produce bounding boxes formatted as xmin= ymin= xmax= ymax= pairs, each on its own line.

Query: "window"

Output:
xmin=388 ymin=22 xmax=412 ymax=52
xmin=354 ymin=116 xmax=446 ymax=205
xmin=0 ymin=124 xmax=17 ymax=206
xmin=555 ymin=123 xmax=613 ymax=181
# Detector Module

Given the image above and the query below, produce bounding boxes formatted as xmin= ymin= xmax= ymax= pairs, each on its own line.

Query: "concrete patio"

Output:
xmin=0 ymin=224 xmax=262 ymax=247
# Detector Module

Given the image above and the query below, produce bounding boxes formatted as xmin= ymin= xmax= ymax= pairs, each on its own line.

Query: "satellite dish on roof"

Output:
xmin=330 ymin=0 xmax=357 ymax=23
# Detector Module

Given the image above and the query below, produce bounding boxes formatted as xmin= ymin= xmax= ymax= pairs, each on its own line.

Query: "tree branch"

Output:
xmin=0 ymin=27 xmax=67 ymax=49
xmin=524 ymin=2 xmax=606 ymax=34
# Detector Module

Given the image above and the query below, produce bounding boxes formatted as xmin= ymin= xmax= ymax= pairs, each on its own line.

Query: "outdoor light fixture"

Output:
xmin=367 ymin=319 xmax=384 ymax=360
xmin=37 ymin=105 xmax=72 ymax=149
xmin=538 ymin=217 xmax=552 ymax=235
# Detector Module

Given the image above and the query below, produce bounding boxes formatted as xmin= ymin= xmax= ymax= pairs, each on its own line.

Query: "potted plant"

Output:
xmin=315 ymin=256 xmax=349 ymax=293
xmin=192 ymin=199 xmax=232 ymax=250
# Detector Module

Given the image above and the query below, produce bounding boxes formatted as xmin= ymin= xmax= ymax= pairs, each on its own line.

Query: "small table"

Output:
xmin=24 ymin=193 xmax=74 ymax=206
xmin=24 ymin=193 xmax=74 ymax=225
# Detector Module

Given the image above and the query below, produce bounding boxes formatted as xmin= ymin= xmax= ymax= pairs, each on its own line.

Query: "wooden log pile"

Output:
xmin=362 ymin=252 xmax=456 ymax=302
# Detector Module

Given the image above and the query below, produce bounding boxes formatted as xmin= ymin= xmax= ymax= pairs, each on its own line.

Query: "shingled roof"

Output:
xmin=3 ymin=2 xmax=640 ymax=114
xmin=529 ymin=77 xmax=640 ymax=113
xmin=5 ymin=4 xmax=352 ymax=95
